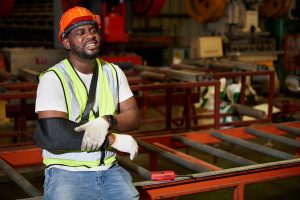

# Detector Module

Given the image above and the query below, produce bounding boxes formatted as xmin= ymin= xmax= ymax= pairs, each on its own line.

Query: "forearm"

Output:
xmin=114 ymin=96 xmax=142 ymax=132
xmin=115 ymin=107 xmax=141 ymax=131
xmin=108 ymin=134 xmax=116 ymax=145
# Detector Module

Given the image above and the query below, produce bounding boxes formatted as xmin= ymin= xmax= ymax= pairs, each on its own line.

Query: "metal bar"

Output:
xmin=210 ymin=131 xmax=296 ymax=160
xmin=117 ymin=156 xmax=151 ymax=180
xmin=166 ymin=69 xmax=204 ymax=82
xmin=0 ymin=158 xmax=41 ymax=197
xmin=214 ymin=81 xmax=221 ymax=129
xmin=0 ymin=81 xmax=37 ymax=90
xmin=0 ymin=92 xmax=36 ymax=100
xmin=139 ymin=71 xmax=167 ymax=81
xmin=137 ymin=140 xmax=210 ymax=172
xmin=166 ymin=90 xmax=172 ymax=130
xmin=239 ymin=76 xmax=246 ymax=105
xmin=185 ymin=88 xmax=192 ymax=130
xmin=245 ymin=127 xmax=300 ymax=148
xmin=142 ymin=90 xmax=149 ymax=121
xmin=212 ymin=70 xmax=274 ymax=78
xmin=276 ymin=124 xmax=300 ymax=136
xmin=172 ymin=135 xmax=256 ymax=166
xmin=130 ymin=81 xmax=220 ymax=91
xmin=267 ymin=71 xmax=275 ymax=120
xmin=153 ymin=142 xmax=222 ymax=171
xmin=234 ymin=183 xmax=245 ymax=200
xmin=0 ymin=147 xmax=42 ymax=167
xmin=136 ymin=159 xmax=300 ymax=199
xmin=231 ymin=104 xmax=266 ymax=119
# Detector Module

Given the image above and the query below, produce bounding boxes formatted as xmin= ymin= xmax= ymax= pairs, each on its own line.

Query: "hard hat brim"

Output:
xmin=61 ymin=20 xmax=98 ymax=40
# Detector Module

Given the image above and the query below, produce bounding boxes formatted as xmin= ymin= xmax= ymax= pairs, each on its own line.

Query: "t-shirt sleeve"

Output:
xmin=35 ymin=71 xmax=67 ymax=113
xmin=114 ymin=64 xmax=133 ymax=103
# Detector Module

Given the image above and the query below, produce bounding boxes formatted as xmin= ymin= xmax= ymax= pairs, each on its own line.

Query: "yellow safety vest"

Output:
xmin=40 ymin=58 xmax=119 ymax=168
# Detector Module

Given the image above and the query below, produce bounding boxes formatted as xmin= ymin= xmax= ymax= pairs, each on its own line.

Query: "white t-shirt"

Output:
xmin=35 ymin=63 xmax=133 ymax=114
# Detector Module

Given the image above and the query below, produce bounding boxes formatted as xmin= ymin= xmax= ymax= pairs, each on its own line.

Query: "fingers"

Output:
xmin=130 ymin=142 xmax=138 ymax=160
xmin=130 ymin=150 xmax=137 ymax=160
xmin=83 ymin=137 xmax=104 ymax=152
xmin=81 ymin=135 xmax=88 ymax=151
xmin=95 ymin=140 xmax=102 ymax=151
xmin=74 ymin=124 xmax=86 ymax=132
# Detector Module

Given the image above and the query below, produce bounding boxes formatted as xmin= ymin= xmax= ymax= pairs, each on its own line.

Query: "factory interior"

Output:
xmin=0 ymin=0 xmax=300 ymax=199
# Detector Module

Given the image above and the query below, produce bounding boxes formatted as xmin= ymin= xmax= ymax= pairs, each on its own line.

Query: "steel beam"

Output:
xmin=245 ymin=127 xmax=300 ymax=148
xmin=276 ymin=124 xmax=300 ymax=136
xmin=135 ymin=159 xmax=300 ymax=199
xmin=210 ymin=131 xmax=296 ymax=160
xmin=0 ymin=158 xmax=41 ymax=197
xmin=172 ymin=135 xmax=256 ymax=166
xmin=230 ymin=104 xmax=266 ymax=119
xmin=153 ymin=142 xmax=222 ymax=171
xmin=117 ymin=156 xmax=151 ymax=180
xmin=137 ymin=140 xmax=210 ymax=172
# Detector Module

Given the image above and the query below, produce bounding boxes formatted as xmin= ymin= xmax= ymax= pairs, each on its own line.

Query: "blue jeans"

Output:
xmin=44 ymin=164 xmax=139 ymax=200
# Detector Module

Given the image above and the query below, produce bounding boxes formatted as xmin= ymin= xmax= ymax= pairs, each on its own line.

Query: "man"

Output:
xmin=35 ymin=6 xmax=141 ymax=200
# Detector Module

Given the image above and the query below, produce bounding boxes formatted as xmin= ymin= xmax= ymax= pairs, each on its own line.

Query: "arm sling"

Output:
xmin=34 ymin=65 xmax=109 ymax=157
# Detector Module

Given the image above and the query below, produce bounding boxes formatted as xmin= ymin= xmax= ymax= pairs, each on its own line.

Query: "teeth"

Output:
xmin=86 ymin=43 xmax=95 ymax=47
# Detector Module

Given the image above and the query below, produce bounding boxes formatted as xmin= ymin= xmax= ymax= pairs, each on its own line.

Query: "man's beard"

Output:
xmin=70 ymin=43 xmax=99 ymax=59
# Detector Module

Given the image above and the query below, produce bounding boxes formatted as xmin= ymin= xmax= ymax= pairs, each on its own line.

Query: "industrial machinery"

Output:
xmin=0 ymin=120 xmax=299 ymax=199
xmin=0 ymin=1 xmax=299 ymax=199
xmin=130 ymin=121 xmax=300 ymax=199
xmin=284 ymin=34 xmax=300 ymax=93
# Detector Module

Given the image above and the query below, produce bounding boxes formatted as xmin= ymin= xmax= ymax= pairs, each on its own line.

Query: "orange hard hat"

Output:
xmin=58 ymin=6 xmax=101 ymax=42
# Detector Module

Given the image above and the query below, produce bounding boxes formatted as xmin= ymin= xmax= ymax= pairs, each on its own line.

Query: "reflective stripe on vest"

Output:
xmin=40 ymin=58 xmax=119 ymax=168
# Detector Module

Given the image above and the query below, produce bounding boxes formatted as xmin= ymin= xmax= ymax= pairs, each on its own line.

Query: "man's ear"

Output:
xmin=62 ymin=38 xmax=71 ymax=50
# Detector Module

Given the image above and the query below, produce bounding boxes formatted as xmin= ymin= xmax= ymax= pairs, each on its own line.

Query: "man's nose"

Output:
xmin=85 ymin=31 xmax=95 ymax=39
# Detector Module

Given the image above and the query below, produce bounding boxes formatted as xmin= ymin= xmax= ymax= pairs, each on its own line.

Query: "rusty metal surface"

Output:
xmin=0 ymin=120 xmax=299 ymax=199
xmin=135 ymin=121 xmax=300 ymax=199
xmin=0 ymin=158 xmax=41 ymax=197
xmin=135 ymin=159 xmax=300 ymax=199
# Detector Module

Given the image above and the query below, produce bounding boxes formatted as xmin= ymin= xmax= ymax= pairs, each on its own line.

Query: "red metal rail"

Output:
xmin=134 ymin=121 xmax=300 ymax=199
xmin=135 ymin=159 xmax=300 ymax=200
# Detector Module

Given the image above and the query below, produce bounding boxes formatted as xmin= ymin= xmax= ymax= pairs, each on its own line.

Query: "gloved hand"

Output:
xmin=74 ymin=117 xmax=109 ymax=151
xmin=111 ymin=134 xmax=138 ymax=160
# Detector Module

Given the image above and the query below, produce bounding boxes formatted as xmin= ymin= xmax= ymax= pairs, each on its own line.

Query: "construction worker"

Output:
xmin=34 ymin=6 xmax=141 ymax=200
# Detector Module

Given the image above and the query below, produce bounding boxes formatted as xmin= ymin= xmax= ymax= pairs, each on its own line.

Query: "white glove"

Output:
xmin=111 ymin=134 xmax=138 ymax=160
xmin=74 ymin=117 xmax=109 ymax=151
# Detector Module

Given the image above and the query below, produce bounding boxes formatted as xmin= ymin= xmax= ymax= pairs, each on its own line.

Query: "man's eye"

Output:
xmin=90 ymin=28 xmax=97 ymax=33
xmin=77 ymin=31 xmax=84 ymax=35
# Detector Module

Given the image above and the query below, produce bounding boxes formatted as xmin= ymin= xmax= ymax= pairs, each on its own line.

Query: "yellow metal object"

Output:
xmin=0 ymin=100 xmax=9 ymax=125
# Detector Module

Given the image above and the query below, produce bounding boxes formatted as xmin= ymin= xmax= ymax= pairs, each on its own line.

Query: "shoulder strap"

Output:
xmin=80 ymin=66 xmax=99 ymax=123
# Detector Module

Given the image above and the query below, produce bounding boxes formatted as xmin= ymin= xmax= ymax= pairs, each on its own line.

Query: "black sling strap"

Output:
xmin=79 ymin=64 xmax=109 ymax=166
xmin=80 ymin=65 xmax=99 ymax=123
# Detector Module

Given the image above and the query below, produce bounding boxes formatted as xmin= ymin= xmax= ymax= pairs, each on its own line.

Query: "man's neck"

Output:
xmin=68 ymin=55 xmax=97 ymax=74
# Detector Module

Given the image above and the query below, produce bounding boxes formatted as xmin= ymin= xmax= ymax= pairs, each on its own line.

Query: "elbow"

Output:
xmin=135 ymin=110 xmax=142 ymax=129
xmin=129 ymin=109 xmax=142 ymax=130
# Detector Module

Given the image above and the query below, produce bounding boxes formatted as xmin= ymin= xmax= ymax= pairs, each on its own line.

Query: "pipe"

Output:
xmin=245 ymin=127 xmax=300 ymax=148
xmin=139 ymin=71 xmax=167 ymax=82
xmin=171 ymin=63 xmax=198 ymax=71
xmin=172 ymin=135 xmax=256 ymax=166
xmin=137 ymin=140 xmax=209 ymax=172
xmin=210 ymin=131 xmax=296 ymax=160
xmin=230 ymin=103 xmax=266 ymax=119
xmin=276 ymin=124 xmax=300 ymax=136
xmin=117 ymin=156 xmax=151 ymax=180
xmin=0 ymin=158 xmax=42 ymax=197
